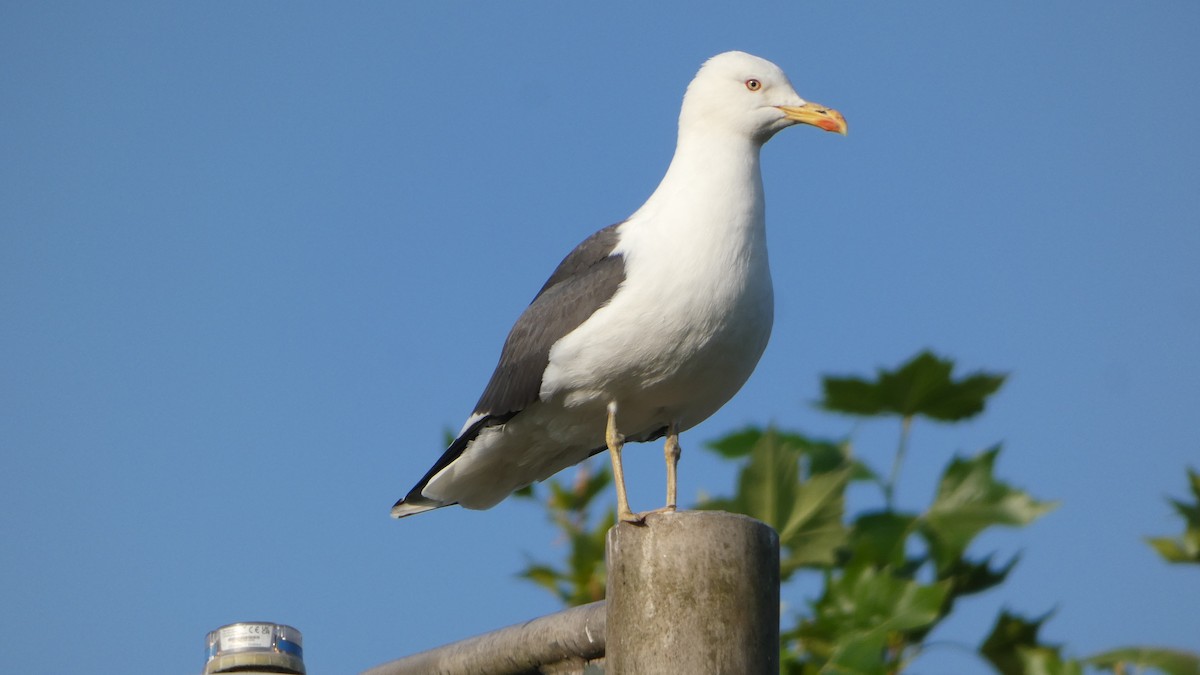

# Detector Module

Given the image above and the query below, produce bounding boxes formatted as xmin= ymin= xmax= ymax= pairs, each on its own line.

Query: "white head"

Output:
xmin=679 ymin=51 xmax=846 ymax=146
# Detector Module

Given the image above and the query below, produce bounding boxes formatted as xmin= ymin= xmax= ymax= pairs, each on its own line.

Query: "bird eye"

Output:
xmin=745 ymin=79 xmax=762 ymax=91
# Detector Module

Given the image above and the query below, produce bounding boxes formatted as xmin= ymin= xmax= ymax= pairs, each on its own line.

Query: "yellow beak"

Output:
xmin=776 ymin=102 xmax=848 ymax=135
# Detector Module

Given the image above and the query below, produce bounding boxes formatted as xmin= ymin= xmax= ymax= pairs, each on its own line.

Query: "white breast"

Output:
xmin=540 ymin=138 xmax=774 ymax=439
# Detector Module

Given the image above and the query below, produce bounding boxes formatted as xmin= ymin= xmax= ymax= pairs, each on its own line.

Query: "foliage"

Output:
xmin=697 ymin=429 xmax=861 ymax=574
xmin=517 ymin=351 xmax=1200 ymax=674
xmin=515 ymin=461 xmax=612 ymax=606
xmin=820 ymin=349 xmax=1005 ymax=422
xmin=1145 ymin=468 xmax=1200 ymax=565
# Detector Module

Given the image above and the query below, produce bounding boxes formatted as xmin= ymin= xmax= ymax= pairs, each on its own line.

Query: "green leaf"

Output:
xmin=1086 ymin=647 xmax=1200 ymax=675
xmin=546 ymin=463 xmax=612 ymax=514
xmin=914 ymin=554 xmax=1022 ymax=640
xmin=980 ymin=610 xmax=1059 ymax=675
xmin=779 ymin=466 xmax=852 ymax=543
xmin=574 ymin=465 xmax=614 ymax=509
xmin=517 ymin=563 xmax=569 ymax=603
xmin=823 ymin=631 xmax=890 ymax=675
xmin=519 ymin=462 xmax=615 ymax=607
xmin=1147 ymin=535 xmax=1200 ymax=563
xmin=699 ymin=430 xmax=852 ymax=573
xmin=845 ymin=510 xmax=919 ymax=569
xmin=781 ymin=467 xmax=855 ymax=575
xmin=563 ymin=508 xmax=613 ymax=605
xmin=1178 ymin=467 xmax=1200 ymax=519
xmin=921 ymin=447 xmax=1057 ymax=570
xmin=707 ymin=431 xmax=801 ymax=526
xmin=942 ymin=552 xmax=1020 ymax=598
xmin=705 ymin=427 xmax=873 ymax=480
xmin=1146 ymin=467 xmax=1200 ymax=565
xmin=796 ymin=564 xmax=949 ymax=672
xmin=705 ymin=426 xmax=769 ymax=459
xmin=779 ymin=646 xmax=806 ymax=675
xmin=820 ymin=350 xmax=1006 ymax=422
xmin=1018 ymin=647 xmax=1085 ymax=675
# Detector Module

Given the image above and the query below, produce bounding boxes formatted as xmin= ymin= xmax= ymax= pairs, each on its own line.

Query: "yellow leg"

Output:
xmin=606 ymin=403 xmax=642 ymax=524
xmin=663 ymin=424 xmax=681 ymax=511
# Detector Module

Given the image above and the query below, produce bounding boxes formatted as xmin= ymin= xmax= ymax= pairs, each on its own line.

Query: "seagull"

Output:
xmin=392 ymin=51 xmax=846 ymax=523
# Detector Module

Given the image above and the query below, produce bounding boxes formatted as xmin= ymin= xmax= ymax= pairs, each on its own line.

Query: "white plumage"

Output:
xmin=393 ymin=51 xmax=846 ymax=521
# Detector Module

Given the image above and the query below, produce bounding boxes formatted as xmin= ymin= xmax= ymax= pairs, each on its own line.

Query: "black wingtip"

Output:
xmin=391 ymin=414 xmax=516 ymax=520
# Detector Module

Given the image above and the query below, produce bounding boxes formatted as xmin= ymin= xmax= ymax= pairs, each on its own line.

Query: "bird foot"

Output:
xmin=617 ymin=504 xmax=677 ymax=526
xmin=617 ymin=508 xmax=646 ymax=525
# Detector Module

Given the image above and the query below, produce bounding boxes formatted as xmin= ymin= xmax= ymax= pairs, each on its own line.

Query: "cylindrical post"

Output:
xmin=605 ymin=511 xmax=780 ymax=674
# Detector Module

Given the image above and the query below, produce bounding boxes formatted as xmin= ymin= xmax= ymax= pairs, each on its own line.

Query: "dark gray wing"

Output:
xmin=393 ymin=223 xmax=626 ymax=514
xmin=474 ymin=222 xmax=625 ymax=416
xmin=532 ymin=222 xmax=623 ymax=300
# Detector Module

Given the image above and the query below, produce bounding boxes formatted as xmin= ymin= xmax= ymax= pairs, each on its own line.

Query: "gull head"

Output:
xmin=679 ymin=51 xmax=847 ymax=145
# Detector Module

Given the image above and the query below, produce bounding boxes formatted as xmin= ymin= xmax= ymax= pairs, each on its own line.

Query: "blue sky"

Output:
xmin=2 ymin=3 xmax=1197 ymax=673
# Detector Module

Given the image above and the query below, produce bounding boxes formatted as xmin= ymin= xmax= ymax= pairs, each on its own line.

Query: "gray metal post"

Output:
xmin=605 ymin=511 xmax=780 ymax=675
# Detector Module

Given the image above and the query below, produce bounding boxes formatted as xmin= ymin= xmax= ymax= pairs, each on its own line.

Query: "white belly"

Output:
xmin=541 ymin=225 xmax=774 ymax=439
